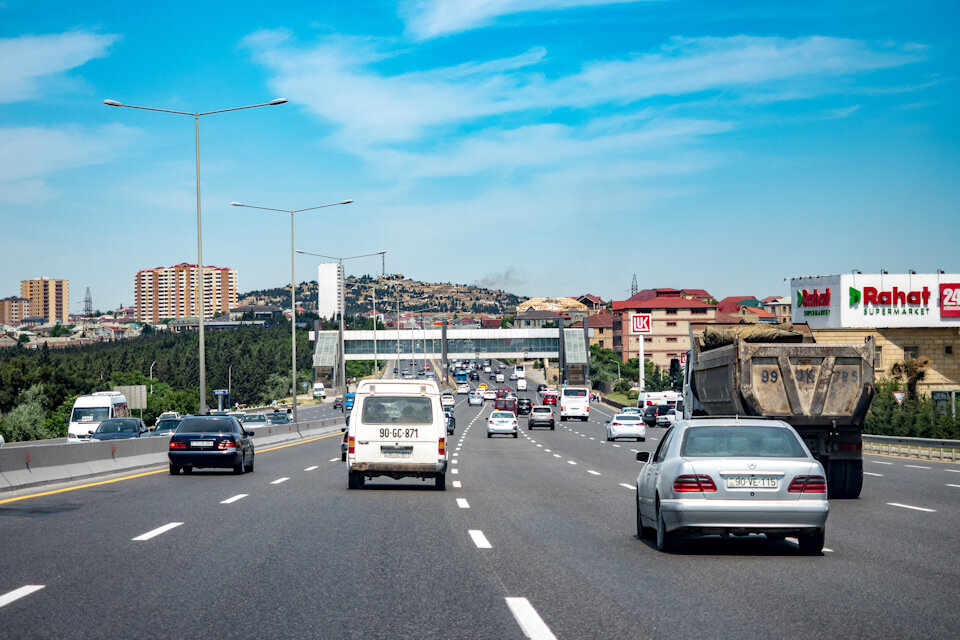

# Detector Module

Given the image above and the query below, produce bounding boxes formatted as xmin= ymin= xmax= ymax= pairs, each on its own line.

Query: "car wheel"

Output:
xmin=245 ymin=453 xmax=254 ymax=473
xmin=513 ymin=432 xmax=518 ymax=438
xmin=560 ymin=415 xmax=566 ymax=422
xmin=798 ymin=530 xmax=825 ymax=554
xmin=550 ymin=424 xmax=555 ymax=430
xmin=341 ymin=452 xmax=346 ymax=462
xmin=348 ymin=471 xmax=362 ymax=489
xmin=655 ymin=500 xmax=680 ymax=552
xmin=636 ymin=491 xmax=653 ymax=539
xmin=233 ymin=453 xmax=245 ymax=475
xmin=487 ymin=433 xmax=492 ymax=438
xmin=169 ymin=463 xmax=179 ymax=475
xmin=435 ymin=473 xmax=446 ymax=491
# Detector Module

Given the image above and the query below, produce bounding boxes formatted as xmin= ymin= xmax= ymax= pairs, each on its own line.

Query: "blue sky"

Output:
xmin=2 ymin=0 xmax=958 ymax=312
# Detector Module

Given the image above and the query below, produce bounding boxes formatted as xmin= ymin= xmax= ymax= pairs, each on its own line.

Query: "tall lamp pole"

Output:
xmin=231 ymin=200 xmax=353 ymax=423
xmin=104 ymin=96 xmax=287 ymax=414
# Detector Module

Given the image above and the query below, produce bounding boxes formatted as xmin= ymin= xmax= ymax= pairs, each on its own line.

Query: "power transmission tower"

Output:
xmin=84 ymin=287 xmax=93 ymax=316
xmin=631 ymin=274 xmax=638 ymax=296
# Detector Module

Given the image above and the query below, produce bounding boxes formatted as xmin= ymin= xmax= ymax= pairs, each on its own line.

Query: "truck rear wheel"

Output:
xmin=828 ymin=459 xmax=863 ymax=499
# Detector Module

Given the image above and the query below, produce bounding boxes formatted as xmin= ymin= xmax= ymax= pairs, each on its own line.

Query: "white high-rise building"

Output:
xmin=317 ymin=262 xmax=343 ymax=320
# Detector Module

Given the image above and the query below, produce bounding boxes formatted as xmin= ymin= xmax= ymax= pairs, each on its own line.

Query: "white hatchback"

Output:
xmin=606 ymin=414 xmax=646 ymax=441
xmin=487 ymin=410 xmax=518 ymax=438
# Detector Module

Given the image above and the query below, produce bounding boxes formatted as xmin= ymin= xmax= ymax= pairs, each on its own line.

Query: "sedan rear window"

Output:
xmin=177 ymin=417 xmax=238 ymax=433
xmin=681 ymin=426 xmax=807 ymax=458
xmin=361 ymin=396 xmax=432 ymax=424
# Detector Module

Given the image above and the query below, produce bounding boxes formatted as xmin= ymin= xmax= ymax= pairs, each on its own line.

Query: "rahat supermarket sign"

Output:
xmin=791 ymin=274 xmax=960 ymax=328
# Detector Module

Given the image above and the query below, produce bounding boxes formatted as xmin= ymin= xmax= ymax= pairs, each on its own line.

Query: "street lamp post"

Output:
xmin=149 ymin=360 xmax=156 ymax=395
xmin=104 ymin=97 xmax=287 ymax=414
xmin=231 ymin=200 xmax=353 ymax=423
xmin=296 ymin=249 xmax=385 ymax=405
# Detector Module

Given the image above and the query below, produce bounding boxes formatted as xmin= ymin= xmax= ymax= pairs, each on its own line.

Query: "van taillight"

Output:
xmin=673 ymin=474 xmax=716 ymax=493
xmin=788 ymin=475 xmax=827 ymax=493
xmin=348 ymin=436 xmax=355 ymax=455
xmin=439 ymin=437 xmax=445 ymax=455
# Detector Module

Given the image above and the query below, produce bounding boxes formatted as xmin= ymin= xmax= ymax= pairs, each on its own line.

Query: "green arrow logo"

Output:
xmin=796 ymin=290 xmax=803 ymax=307
xmin=849 ymin=287 xmax=861 ymax=306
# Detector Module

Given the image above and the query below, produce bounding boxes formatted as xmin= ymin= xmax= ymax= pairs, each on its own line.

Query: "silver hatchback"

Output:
xmin=635 ymin=417 xmax=828 ymax=553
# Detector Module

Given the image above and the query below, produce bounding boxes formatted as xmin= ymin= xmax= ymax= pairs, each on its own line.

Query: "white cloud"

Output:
xmin=0 ymin=30 xmax=119 ymax=103
xmin=400 ymin=0 xmax=644 ymax=40
xmin=0 ymin=124 xmax=140 ymax=205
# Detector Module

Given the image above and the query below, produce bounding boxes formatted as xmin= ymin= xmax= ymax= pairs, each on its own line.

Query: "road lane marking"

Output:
xmin=553 ymin=454 xmax=561 ymax=458
xmin=469 ymin=530 xmax=492 ymax=548
xmin=453 ymin=481 xmax=462 ymax=488
xmin=452 ymin=469 xmax=459 ymax=474
xmin=619 ymin=483 xmax=635 ymax=490
xmin=864 ymin=472 xmax=883 ymax=477
xmin=457 ymin=498 xmax=470 ymax=509
xmin=452 ymin=459 xmax=458 ymax=465
xmin=887 ymin=502 xmax=936 ymax=513
xmin=612 ymin=444 xmax=620 ymax=448
xmin=946 ymin=469 xmax=960 ymax=473
xmin=904 ymin=465 xmax=931 ymax=469
xmin=544 ymin=449 xmax=551 ymax=453
xmin=220 ymin=494 xmax=248 ymax=504
xmin=871 ymin=461 xmax=893 ymax=465
xmin=304 ymin=466 xmax=319 ymax=471
xmin=271 ymin=477 xmax=290 ymax=485
xmin=0 ymin=585 xmax=45 ymax=609
xmin=536 ymin=444 xmax=543 ymax=448
xmin=567 ymin=460 xmax=577 ymax=465
xmin=946 ymin=484 xmax=960 ymax=488
xmin=133 ymin=522 xmax=183 ymax=541
xmin=587 ymin=470 xmax=601 ymax=476
xmin=505 ymin=597 xmax=558 ymax=640
xmin=328 ymin=458 xmax=340 ymax=462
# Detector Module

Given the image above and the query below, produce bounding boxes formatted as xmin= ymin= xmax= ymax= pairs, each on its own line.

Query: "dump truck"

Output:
xmin=683 ymin=323 xmax=874 ymax=498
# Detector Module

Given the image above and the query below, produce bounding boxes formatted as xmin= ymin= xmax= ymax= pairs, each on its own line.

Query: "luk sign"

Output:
xmin=631 ymin=314 xmax=652 ymax=334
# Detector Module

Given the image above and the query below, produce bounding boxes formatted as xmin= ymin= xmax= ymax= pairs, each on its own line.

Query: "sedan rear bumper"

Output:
xmin=169 ymin=450 xmax=243 ymax=469
xmin=660 ymin=498 xmax=829 ymax=533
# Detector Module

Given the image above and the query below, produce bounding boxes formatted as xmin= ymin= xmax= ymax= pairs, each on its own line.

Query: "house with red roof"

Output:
xmin=570 ymin=312 xmax=615 ymax=350
xmin=611 ymin=294 xmax=717 ymax=368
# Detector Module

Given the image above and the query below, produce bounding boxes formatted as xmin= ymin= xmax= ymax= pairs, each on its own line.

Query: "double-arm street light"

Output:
xmin=104 ymin=97 xmax=287 ymax=414
xmin=295 ymin=249 xmax=385 ymax=404
xmin=230 ymin=200 xmax=353 ymax=423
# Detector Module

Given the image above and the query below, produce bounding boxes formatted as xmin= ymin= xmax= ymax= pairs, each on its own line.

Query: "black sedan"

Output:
xmin=516 ymin=398 xmax=533 ymax=415
xmin=91 ymin=418 xmax=149 ymax=440
xmin=445 ymin=409 xmax=456 ymax=435
xmin=168 ymin=416 xmax=255 ymax=475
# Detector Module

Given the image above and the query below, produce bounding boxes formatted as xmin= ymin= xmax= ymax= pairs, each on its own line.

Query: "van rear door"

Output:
xmin=353 ymin=394 xmax=441 ymax=465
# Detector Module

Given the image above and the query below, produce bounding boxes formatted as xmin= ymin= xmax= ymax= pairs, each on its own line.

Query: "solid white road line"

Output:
xmin=567 ymin=460 xmax=577 ymax=465
xmin=947 ymin=484 xmax=960 ymax=488
xmin=505 ymin=597 xmax=558 ymax=640
xmin=271 ymin=477 xmax=290 ymax=485
xmin=469 ymin=530 xmax=492 ymax=549
xmin=887 ymin=502 xmax=936 ymax=513
xmin=619 ymin=483 xmax=635 ymax=490
xmin=220 ymin=494 xmax=248 ymax=504
xmin=0 ymin=585 xmax=45 ymax=609
xmin=904 ymin=465 xmax=931 ymax=469
xmin=453 ymin=481 xmax=462 ymax=488
xmin=457 ymin=498 xmax=470 ymax=509
xmin=864 ymin=472 xmax=884 ymax=477
xmin=304 ymin=465 xmax=319 ymax=471
xmin=587 ymin=470 xmax=601 ymax=476
xmin=872 ymin=461 xmax=893 ymax=465
xmin=132 ymin=522 xmax=183 ymax=541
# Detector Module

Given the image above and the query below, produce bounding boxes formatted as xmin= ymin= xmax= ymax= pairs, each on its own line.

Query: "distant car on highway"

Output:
xmin=635 ymin=418 xmax=828 ymax=553
xmin=468 ymin=391 xmax=483 ymax=406
xmin=527 ymin=406 xmax=555 ymax=430
xmin=456 ymin=383 xmax=470 ymax=394
xmin=605 ymin=414 xmax=646 ymax=442
xmin=516 ymin=398 xmax=532 ymax=415
xmin=477 ymin=383 xmax=488 ymax=392
xmin=643 ymin=404 xmax=672 ymax=427
xmin=441 ymin=394 xmax=456 ymax=409
xmin=267 ymin=412 xmax=291 ymax=425
xmin=91 ymin=417 xmax=149 ymax=440
xmin=483 ymin=389 xmax=497 ymax=401
xmin=657 ymin=408 xmax=678 ymax=428
xmin=333 ymin=396 xmax=344 ymax=409
xmin=239 ymin=413 xmax=268 ymax=425
xmin=516 ymin=378 xmax=527 ymax=391
xmin=495 ymin=373 xmax=505 ymax=383
xmin=157 ymin=411 xmax=182 ymax=421
xmin=445 ymin=409 xmax=456 ymax=435
xmin=620 ymin=407 xmax=643 ymax=417
xmin=542 ymin=393 xmax=557 ymax=406
xmin=469 ymin=370 xmax=479 ymax=381
xmin=168 ymin=416 xmax=255 ymax=475
xmin=484 ymin=366 xmax=492 ymax=373
xmin=152 ymin=417 xmax=182 ymax=437
xmin=487 ymin=410 xmax=519 ymax=438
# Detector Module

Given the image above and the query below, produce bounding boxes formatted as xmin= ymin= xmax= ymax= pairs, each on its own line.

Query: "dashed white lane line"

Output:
xmin=888 ymin=502 xmax=936 ymax=513
xmin=304 ymin=465 xmax=319 ymax=471
xmin=587 ymin=470 xmax=601 ymax=476
xmin=904 ymin=465 xmax=931 ymax=469
xmin=872 ymin=461 xmax=893 ymax=465
xmin=611 ymin=444 xmax=620 ymax=448
xmin=469 ymin=530 xmax=492 ymax=549
xmin=457 ymin=498 xmax=470 ymax=509
xmin=545 ymin=449 xmax=551 ymax=453
xmin=453 ymin=452 xmax=459 ymax=457
xmin=505 ymin=597 xmax=558 ymax=640
xmin=536 ymin=444 xmax=543 ymax=447
xmin=328 ymin=457 xmax=340 ymax=462
xmin=452 ymin=459 xmax=458 ymax=465
xmin=0 ymin=585 xmax=45 ymax=609
xmin=864 ymin=472 xmax=884 ymax=477
xmin=133 ymin=522 xmax=183 ymax=541
xmin=619 ymin=483 xmax=635 ymax=490
xmin=452 ymin=469 xmax=459 ymax=474
xmin=946 ymin=469 xmax=960 ymax=473
xmin=220 ymin=494 xmax=248 ymax=504
xmin=553 ymin=454 xmax=561 ymax=458
xmin=270 ymin=477 xmax=290 ymax=485
xmin=453 ymin=481 xmax=462 ymax=488
xmin=567 ymin=460 xmax=577 ymax=465
xmin=947 ymin=484 xmax=960 ymax=488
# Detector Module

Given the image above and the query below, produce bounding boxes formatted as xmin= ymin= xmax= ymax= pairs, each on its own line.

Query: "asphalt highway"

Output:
xmin=1 ymin=361 xmax=958 ymax=639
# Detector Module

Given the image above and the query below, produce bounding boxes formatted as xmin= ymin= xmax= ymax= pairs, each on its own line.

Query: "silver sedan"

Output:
xmin=635 ymin=417 xmax=828 ymax=553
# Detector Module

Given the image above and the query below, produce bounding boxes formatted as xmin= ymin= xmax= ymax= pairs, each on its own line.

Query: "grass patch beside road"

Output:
xmin=605 ymin=392 xmax=634 ymax=407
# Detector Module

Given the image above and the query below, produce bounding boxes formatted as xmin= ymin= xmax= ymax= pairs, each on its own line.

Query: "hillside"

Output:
xmin=239 ymin=273 xmax=522 ymax=316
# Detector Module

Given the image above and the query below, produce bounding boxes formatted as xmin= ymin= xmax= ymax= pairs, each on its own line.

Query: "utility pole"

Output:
xmin=372 ymin=285 xmax=378 ymax=376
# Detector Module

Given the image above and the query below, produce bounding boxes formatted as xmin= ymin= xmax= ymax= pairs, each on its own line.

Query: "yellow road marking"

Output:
xmin=0 ymin=431 xmax=340 ymax=505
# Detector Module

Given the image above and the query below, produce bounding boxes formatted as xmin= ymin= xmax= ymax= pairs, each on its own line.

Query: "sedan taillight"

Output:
xmin=673 ymin=474 xmax=717 ymax=493
xmin=218 ymin=439 xmax=237 ymax=450
xmin=788 ymin=475 xmax=827 ymax=493
xmin=169 ymin=440 xmax=186 ymax=450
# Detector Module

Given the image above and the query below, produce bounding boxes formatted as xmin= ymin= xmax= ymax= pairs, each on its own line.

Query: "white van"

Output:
xmin=514 ymin=364 xmax=526 ymax=379
xmin=560 ymin=386 xmax=590 ymax=422
xmin=68 ymin=392 xmax=130 ymax=439
xmin=516 ymin=378 xmax=528 ymax=391
xmin=312 ymin=382 xmax=326 ymax=399
xmin=636 ymin=390 xmax=681 ymax=408
xmin=346 ymin=379 xmax=448 ymax=490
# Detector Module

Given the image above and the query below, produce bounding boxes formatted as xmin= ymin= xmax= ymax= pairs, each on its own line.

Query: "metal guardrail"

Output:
xmin=863 ymin=434 xmax=960 ymax=462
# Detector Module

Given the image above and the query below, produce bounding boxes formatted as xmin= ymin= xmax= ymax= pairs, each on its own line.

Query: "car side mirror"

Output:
xmin=605 ymin=420 xmax=611 ymax=424
xmin=246 ymin=430 xmax=255 ymax=437
xmin=636 ymin=451 xmax=649 ymax=462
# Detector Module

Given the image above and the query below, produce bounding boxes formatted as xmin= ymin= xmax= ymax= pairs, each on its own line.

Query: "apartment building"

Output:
xmin=20 ymin=277 xmax=69 ymax=324
xmin=0 ymin=296 xmax=31 ymax=326
xmin=612 ymin=290 xmax=717 ymax=369
xmin=571 ymin=312 xmax=614 ymax=350
xmin=135 ymin=263 xmax=237 ymax=323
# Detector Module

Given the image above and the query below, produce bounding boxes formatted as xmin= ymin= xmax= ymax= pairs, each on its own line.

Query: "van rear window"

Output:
xmin=361 ymin=396 xmax=433 ymax=425
xmin=563 ymin=389 xmax=587 ymax=397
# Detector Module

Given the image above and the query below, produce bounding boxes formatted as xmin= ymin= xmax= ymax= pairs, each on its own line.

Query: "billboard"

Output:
xmin=791 ymin=273 xmax=960 ymax=329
